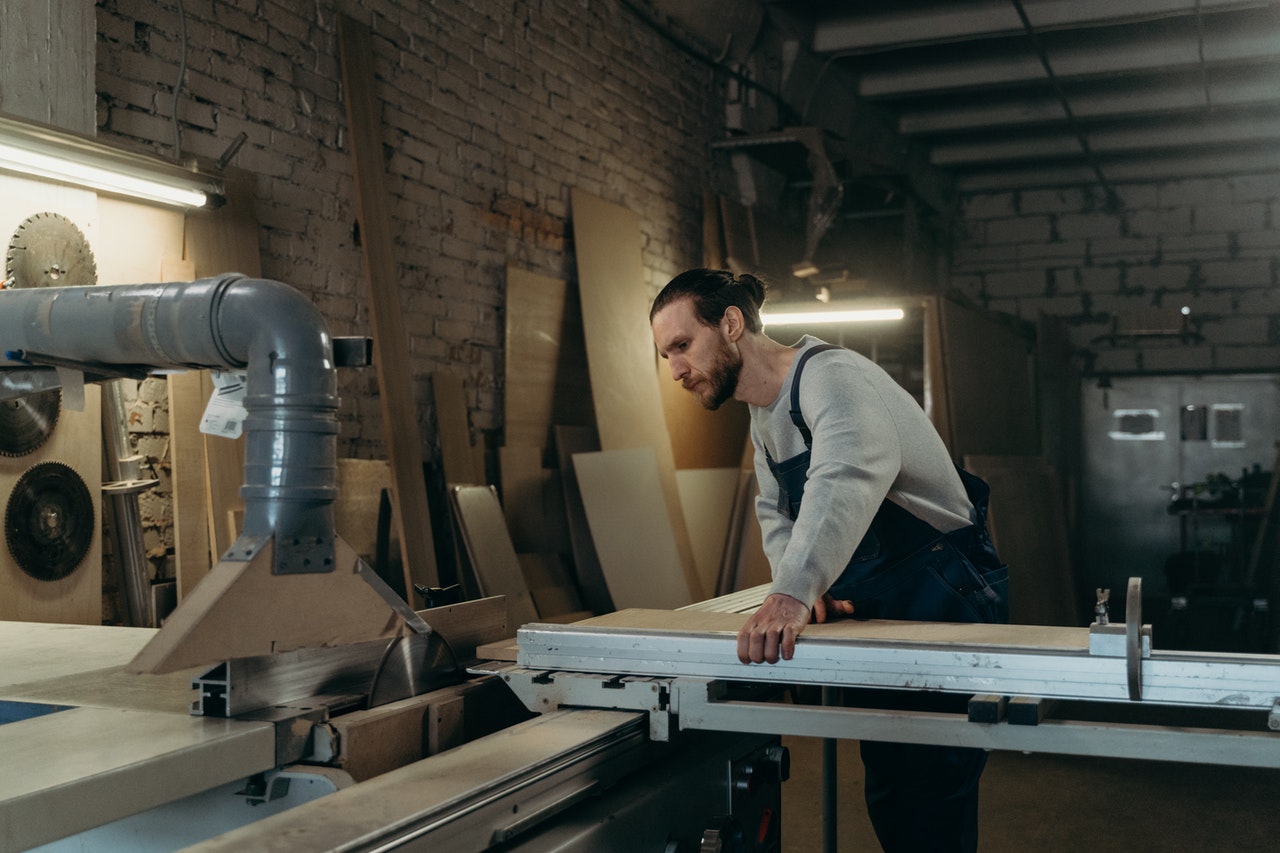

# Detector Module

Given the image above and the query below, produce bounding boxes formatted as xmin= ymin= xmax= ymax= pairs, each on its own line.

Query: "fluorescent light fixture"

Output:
xmin=0 ymin=113 xmax=221 ymax=209
xmin=761 ymin=306 xmax=906 ymax=327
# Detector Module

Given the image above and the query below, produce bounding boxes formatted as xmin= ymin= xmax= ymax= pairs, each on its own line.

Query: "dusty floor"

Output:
xmin=782 ymin=735 xmax=1280 ymax=852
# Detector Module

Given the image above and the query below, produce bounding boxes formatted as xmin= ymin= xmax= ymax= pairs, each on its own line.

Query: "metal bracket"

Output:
xmin=485 ymin=664 xmax=677 ymax=741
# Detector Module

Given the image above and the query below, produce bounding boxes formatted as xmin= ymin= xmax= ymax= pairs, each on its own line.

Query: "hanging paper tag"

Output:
xmin=199 ymin=370 xmax=249 ymax=439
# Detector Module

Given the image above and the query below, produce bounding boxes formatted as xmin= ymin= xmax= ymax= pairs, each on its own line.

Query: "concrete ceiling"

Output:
xmin=761 ymin=0 xmax=1280 ymax=196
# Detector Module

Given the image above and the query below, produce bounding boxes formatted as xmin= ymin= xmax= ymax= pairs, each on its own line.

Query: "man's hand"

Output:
xmin=812 ymin=594 xmax=855 ymax=624
xmin=737 ymin=593 xmax=812 ymax=664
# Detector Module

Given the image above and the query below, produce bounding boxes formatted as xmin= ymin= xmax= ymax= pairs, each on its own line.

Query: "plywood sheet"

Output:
xmin=448 ymin=485 xmax=539 ymax=628
xmin=569 ymin=188 xmax=700 ymax=600
xmin=340 ymin=14 xmax=438 ymax=590
xmin=964 ymin=455 xmax=1081 ymax=627
xmin=554 ymin=425 xmax=612 ymax=615
xmin=503 ymin=266 xmax=593 ymax=451
xmin=571 ymin=448 xmax=692 ymax=610
xmin=676 ymin=468 xmax=741 ymax=601
xmin=433 ymin=370 xmax=480 ymax=487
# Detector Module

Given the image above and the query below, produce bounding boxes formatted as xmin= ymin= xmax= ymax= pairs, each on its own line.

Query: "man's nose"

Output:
xmin=669 ymin=357 xmax=688 ymax=380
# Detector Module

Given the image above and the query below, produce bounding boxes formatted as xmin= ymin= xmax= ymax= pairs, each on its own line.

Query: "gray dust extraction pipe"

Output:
xmin=0 ymin=274 xmax=340 ymax=573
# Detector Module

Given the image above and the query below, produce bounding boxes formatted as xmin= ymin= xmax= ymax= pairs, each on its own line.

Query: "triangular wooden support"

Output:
xmin=128 ymin=536 xmax=405 ymax=674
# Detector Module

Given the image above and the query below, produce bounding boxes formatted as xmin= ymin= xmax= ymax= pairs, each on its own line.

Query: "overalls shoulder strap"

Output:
xmin=788 ymin=343 xmax=843 ymax=449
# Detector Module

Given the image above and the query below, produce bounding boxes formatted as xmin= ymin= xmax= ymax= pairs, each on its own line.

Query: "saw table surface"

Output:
xmin=0 ymin=621 xmax=276 ymax=851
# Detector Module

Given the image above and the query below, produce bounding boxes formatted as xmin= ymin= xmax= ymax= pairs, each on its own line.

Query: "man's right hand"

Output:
xmin=737 ymin=593 xmax=812 ymax=664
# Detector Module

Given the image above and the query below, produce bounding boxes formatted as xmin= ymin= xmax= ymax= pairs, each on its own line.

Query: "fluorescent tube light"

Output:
xmin=0 ymin=113 xmax=221 ymax=209
xmin=761 ymin=307 xmax=905 ymax=326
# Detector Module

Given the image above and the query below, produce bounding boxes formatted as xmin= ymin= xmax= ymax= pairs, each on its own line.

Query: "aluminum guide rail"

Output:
xmin=479 ymin=664 xmax=1280 ymax=769
xmin=514 ymin=623 xmax=1280 ymax=710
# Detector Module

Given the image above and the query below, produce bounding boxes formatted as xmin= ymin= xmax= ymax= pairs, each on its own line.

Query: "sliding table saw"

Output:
xmin=3 ymin=276 xmax=1279 ymax=851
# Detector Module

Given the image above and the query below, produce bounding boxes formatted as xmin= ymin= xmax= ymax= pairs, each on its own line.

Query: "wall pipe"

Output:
xmin=0 ymin=274 xmax=340 ymax=574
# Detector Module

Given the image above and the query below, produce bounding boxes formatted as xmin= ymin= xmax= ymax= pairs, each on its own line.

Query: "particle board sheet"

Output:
xmin=963 ymin=455 xmax=1082 ymax=627
xmin=571 ymin=448 xmax=692 ymax=610
xmin=503 ymin=265 xmax=594 ymax=451
xmin=554 ymin=425 xmax=612 ymax=615
xmin=569 ymin=188 xmax=700 ymax=601
xmin=447 ymin=485 xmax=539 ymax=629
xmin=339 ymin=13 xmax=438 ymax=590
xmin=0 ymin=622 xmax=156 ymax=688
xmin=676 ymin=467 xmax=741 ymax=601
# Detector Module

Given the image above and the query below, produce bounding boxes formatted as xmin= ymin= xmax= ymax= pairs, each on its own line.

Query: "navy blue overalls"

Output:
xmin=764 ymin=344 xmax=1009 ymax=853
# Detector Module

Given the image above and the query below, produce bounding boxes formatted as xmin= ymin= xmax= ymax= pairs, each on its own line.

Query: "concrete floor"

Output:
xmin=782 ymin=735 xmax=1280 ymax=852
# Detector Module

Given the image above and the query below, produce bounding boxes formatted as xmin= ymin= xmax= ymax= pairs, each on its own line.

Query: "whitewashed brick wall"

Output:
xmin=952 ymin=177 xmax=1280 ymax=375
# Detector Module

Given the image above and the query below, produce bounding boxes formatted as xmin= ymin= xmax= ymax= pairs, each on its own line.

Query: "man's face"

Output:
xmin=652 ymin=298 xmax=742 ymax=410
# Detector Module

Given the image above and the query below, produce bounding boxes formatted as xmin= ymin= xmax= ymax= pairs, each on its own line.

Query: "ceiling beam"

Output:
xmin=898 ymin=66 xmax=1280 ymax=134
xmin=813 ymin=0 xmax=1267 ymax=53
xmin=955 ymin=145 xmax=1280 ymax=191
xmin=858 ymin=10 xmax=1280 ymax=97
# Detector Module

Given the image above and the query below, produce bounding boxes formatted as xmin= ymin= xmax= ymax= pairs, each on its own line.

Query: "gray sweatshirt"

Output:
xmin=750 ymin=336 xmax=975 ymax=607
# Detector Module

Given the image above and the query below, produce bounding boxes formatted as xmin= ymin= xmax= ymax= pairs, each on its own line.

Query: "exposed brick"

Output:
xmin=985 ymin=215 xmax=1053 ymax=244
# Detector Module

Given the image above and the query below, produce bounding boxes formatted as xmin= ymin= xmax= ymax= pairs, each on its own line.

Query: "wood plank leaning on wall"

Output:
xmin=339 ymin=13 xmax=438 ymax=592
xmin=569 ymin=188 xmax=703 ymax=602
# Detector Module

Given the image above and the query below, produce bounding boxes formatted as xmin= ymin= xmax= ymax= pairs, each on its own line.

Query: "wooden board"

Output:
xmin=447 ymin=485 xmax=539 ymax=629
xmin=571 ymin=448 xmax=693 ymax=610
xmin=498 ymin=445 xmax=568 ymax=555
xmin=432 ymin=370 xmax=480 ymax=487
xmin=553 ymin=425 xmax=612 ymax=615
xmin=676 ymin=468 xmax=741 ymax=601
xmin=339 ymin=14 xmax=439 ymax=590
xmin=168 ymin=371 xmax=212 ymax=599
xmin=569 ymin=188 xmax=701 ymax=600
xmin=964 ymin=455 xmax=1082 ymax=627
xmin=569 ymin=608 xmax=1090 ymax=651
xmin=720 ymin=469 xmax=772 ymax=595
xmin=503 ymin=266 xmax=594 ymax=451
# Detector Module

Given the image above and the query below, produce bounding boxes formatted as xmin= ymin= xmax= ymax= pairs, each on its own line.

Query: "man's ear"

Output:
xmin=721 ymin=305 xmax=745 ymax=341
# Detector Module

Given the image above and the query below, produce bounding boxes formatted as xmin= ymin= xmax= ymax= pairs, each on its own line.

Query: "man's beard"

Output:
xmin=698 ymin=341 xmax=741 ymax=410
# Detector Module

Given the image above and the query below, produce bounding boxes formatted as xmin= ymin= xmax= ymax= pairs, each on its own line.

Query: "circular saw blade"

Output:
xmin=5 ymin=461 xmax=95 ymax=582
xmin=0 ymin=388 xmax=61 ymax=456
xmin=5 ymin=211 xmax=98 ymax=288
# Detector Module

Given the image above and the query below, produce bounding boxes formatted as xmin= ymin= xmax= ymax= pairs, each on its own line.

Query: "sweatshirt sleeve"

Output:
xmin=765 ymin=357 xmax=903 ymax=607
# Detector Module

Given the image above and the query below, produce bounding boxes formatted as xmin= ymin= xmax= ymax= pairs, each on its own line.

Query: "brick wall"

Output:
xmin=93 ymin=0 xmax=721 ymax=595
xmin=96 ymin=0 xmax=719 ymax=451
xmin=951 ymin=177 xmax=1280 ymax=375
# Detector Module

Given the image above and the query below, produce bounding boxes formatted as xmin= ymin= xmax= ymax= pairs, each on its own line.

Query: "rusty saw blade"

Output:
xmin=4 ymin=461 xmax=95 ymax=582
